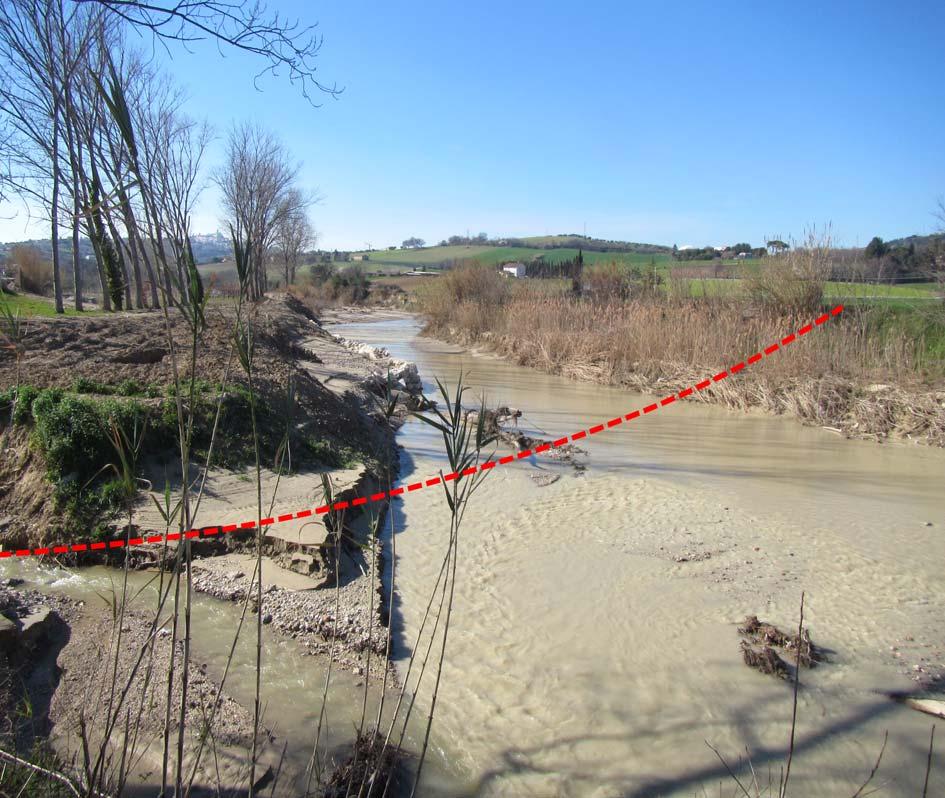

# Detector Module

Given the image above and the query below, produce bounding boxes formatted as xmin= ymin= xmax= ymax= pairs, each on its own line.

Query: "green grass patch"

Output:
xmin=0 ymin=292 xmax=106 ymax=317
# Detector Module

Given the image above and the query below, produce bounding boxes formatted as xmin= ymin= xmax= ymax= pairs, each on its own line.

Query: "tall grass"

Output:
xmin=418 ymin=257 xmax=945 ymax=444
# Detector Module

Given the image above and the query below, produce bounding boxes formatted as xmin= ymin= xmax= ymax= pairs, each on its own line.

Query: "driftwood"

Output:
xmin=323 ymin=730 xmax=407 ymax=798
xmin=740 ymin=641 xmax=789 ymax=679
xmin=738 ymin=614 xmax=823 ymax=678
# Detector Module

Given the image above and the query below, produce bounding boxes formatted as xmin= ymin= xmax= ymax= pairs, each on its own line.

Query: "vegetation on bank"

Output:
xmin=416 ymin=255 xmax=945 ymax=445
xmin=0 ymin=379 xmax=361 ymax=540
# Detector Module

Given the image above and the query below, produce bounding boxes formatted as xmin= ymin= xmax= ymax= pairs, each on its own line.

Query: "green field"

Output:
xmin=355 ymin=244 xmax=674 ymax=271
xmin=0 ymin=292 xmax=106 ymax=317
xmin=673 ymin=277 xmax=941 ymax=300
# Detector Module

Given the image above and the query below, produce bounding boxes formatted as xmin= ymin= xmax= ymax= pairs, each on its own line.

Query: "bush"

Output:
xmin=329 ymin=265 xmax=370 ymax=303
xmin=117 ymin=378 xmax=145 ymax=396
xmin=32 ymin=392 xmax=113 ymax=481
xmin=11 ymin=245 xmax=53 ymax=296
xmin=29 ymin=391 xmax=159 ymax=525
xmin=417 ymin=262 xmax=511 ymax=331
xmin=582 ymin=262 xmax=632 ymax=302
xmin=0 ymin=384 xmax=41 ymax=424
xmin=73 ymin=377 xmax=115 ymax=395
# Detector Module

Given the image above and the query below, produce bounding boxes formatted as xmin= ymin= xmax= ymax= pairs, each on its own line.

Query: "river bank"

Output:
xmin=0 ymin=296 xmax=431 ymax=794
xmin=415 ymin=269 xmax=945 ymax=446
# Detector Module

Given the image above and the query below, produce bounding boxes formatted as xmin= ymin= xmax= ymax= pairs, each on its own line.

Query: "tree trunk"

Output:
xmin=120 ymin=197 xmax=148 ymax=308
xmin=71 ymin=216 xmax=83 ymax=310
xmin=63 ymin=84 xmax=83 ymax=311
xmin=50 ymin=100 xmax=64 ymax=314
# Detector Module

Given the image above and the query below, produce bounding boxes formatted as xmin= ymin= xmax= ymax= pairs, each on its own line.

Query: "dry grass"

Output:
xmin=418 ymin=263 xmax=945 ymax=446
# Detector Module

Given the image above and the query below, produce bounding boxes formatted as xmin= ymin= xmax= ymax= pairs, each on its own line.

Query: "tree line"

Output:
xmin=0 ymin=0 xmax=319 ymax=312
xmin=524 ymin=251 xmax=584 ymax=279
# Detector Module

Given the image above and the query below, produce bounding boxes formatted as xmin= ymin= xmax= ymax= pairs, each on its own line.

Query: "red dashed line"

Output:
xmin=2 ymin=307 xmax=843 ymax=560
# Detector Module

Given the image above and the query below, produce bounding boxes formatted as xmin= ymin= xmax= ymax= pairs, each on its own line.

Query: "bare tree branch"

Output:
xmin=79 ymin=0 xmax=341 ymax=103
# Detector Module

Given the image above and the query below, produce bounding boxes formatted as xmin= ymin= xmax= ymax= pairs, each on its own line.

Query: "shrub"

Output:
xmin=0 ymin=384 xmax=40 ymax=425
xmin=32 ymin=392 xmax=112 ymax=481
xmin=117 ymin=378 xmax=145 ymax=396
xmin=73 ymin=377 xmax=115 ymax=395
xmin=329 ymin=265 xmax=370 ymax=303
xmin=582 ymin=262 xmax=632 ymax=302
xmin=11 ymin=245 xmax=53 ymax=296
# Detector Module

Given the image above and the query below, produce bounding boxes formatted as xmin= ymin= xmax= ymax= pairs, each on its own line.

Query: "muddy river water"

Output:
xmin=5 ymin=312 xmax=945 ymax=797
xmin=334 ymin=313 xmax=945 ymax=797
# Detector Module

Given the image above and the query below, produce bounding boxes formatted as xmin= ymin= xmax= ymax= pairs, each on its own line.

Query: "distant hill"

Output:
xmin=0 ymin=232 xmax=232 ymax=264
xmin=352 ymin=234 xmax=673 ymax=271
xmin=351 ymin=244 xmax=672 ymax=272
xmin=508 ymin=235 xmax=671 ymax=254
xmin=886 ymin=233 xmax=945 ymax=251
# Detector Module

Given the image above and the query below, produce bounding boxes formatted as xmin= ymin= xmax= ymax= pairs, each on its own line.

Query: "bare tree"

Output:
xmin=0 ymin=0 xmax=102 ymax=312
xmin=81 ymin=0 xmax=340 ymax=102
xmin=215 ymin=122 xmax=309 ymax=300
xmin=272 ymin=191 xmax=315 ymax=287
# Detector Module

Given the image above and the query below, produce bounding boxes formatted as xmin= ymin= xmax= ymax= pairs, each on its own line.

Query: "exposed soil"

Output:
xmin=0 ymin=295 xmax=395 ymax=552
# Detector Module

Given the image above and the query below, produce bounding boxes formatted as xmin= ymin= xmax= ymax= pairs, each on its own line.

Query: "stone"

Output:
xmin=288 ymin=552 xmax=316 ymax=576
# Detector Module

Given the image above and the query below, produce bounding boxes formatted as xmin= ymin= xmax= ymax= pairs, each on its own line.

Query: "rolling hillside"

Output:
xmin=353 ymin=244 xmax=673 ymax=271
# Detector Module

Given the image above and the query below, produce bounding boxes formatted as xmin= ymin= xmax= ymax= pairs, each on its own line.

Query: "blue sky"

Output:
xmin=3 ymin=1 xmax=944 ymax=249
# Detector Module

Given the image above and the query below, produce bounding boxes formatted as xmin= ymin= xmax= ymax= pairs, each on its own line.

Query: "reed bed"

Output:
xmin=418 ymin=264 xmax=945 ymax=446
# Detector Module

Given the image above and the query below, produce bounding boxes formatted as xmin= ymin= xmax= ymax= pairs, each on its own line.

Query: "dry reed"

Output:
xmin=418 ymin=265 xmax=945 ymax=446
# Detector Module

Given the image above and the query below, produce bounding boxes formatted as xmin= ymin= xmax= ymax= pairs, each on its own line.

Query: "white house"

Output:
xmin=502 ymin=262 xmax=526 ymax=278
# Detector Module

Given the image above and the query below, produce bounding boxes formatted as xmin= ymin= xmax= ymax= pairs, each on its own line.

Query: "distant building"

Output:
xmin=502 ymin=262 xmax=526 ymax=278
xmin=351 ymin=254 xmax=369 ymax=261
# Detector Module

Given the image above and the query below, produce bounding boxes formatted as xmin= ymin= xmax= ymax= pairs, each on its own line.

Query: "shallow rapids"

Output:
xmin=332 ymin=312 xmax=945 ymax=798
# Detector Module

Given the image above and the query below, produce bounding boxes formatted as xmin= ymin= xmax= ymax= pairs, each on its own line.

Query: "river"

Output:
xmin=4 ymin=311 xmax=944 ymax=797
xmin=331 ymin=312 xmax=945 ymax=797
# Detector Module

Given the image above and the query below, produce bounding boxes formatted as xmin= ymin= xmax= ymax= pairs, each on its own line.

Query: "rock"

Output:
xmin=262 ymin=613 xmax=273 ymax=625
xmin=287 ymin=552 xmax=316 ymax=576
xmin=389 ymin=361 xmax=423 ymax=394
xmin=226 ymin=570 xmax=245 ymax=580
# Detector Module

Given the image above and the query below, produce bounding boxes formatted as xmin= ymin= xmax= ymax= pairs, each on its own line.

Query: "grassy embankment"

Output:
xmin=415 ymin=258 xmax=945 ymax=445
